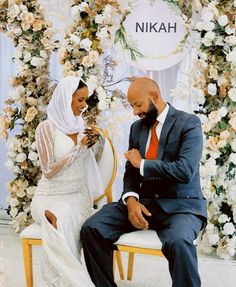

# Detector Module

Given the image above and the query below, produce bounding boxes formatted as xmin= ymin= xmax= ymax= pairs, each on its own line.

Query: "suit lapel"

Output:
xmin=139 ymin=124 xmax=149 ymax=158
xmin=158 ymin=105 xmax=176 ymax=160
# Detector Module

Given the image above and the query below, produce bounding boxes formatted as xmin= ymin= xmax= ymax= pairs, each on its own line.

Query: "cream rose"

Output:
xmin=25 ymin=106 xmax=38 ymax=122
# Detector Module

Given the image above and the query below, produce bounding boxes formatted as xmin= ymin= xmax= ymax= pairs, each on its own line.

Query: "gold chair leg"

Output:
xmin=21 ymin=239 xmax=33 ymax=287
xmin=127 ymin=252 xmax=135 ymax=281
xmin=114 ymin=250 xmax=125 ymax=280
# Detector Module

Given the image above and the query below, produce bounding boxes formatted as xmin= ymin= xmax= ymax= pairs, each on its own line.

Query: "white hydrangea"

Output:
xmin=223 ymin=223 xmax=235 ymax=235
xmin=226 ymin=48 xmax=236 ymax=64
xmin=231 ymin=138 xmax=236 ymax=152
xmin=228 ymin=87 xmax=236 ymax=102
xmin=28 ymin=151 xmax=38 ymax=161
xmin=229 ymin=153 xmax=236 ymax=165
xmin=80 ymin=38 xmax=92 ymax=51
xmin=30 ymin=56 xmax=46 ymax=68
xmin=15 ymin=152 xmax=27 ymax=163
xmin=217 ymin=15 xmax=228 ymax=27
xmin=8 ymin=197 xmax=20 ymax=207
xmin=218 ymin=214 xmax=230 ymax=224
xmin=208 ymin=83 xmax=217 ymax=95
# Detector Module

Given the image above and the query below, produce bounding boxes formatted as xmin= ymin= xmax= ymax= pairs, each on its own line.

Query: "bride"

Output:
xmin=31 ymin=76 xmax=104 ymax=286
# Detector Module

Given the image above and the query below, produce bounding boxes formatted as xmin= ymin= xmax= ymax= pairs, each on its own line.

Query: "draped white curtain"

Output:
xmin=0 ymin=0 xmax=197 ymax=207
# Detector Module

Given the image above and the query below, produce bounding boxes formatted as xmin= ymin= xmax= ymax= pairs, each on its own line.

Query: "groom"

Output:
xmin=81 ymin=77 xmax=207 ymax=287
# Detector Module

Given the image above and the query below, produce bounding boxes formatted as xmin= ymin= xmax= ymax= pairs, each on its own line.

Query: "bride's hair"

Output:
xmin=77 ymin=80 xmax=87 ymax=90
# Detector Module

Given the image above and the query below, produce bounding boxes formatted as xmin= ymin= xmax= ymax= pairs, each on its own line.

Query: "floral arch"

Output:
xmin=0 ymin=0 xmax=236 ymax=259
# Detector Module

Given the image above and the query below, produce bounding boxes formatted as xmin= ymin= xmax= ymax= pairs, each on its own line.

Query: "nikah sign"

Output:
xmin=114 ymin=0 xmax=192 ymax=71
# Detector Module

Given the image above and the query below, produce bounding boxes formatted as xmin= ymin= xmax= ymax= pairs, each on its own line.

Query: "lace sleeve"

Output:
xmin=91 ymin=135 xmax=105 ymax=162
xmin=35 ymin=120 xmax=85 ymax=178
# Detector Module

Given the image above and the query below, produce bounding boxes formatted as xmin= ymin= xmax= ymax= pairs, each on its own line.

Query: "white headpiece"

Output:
xmin=47 ymin=76 xmax=86 ymax=134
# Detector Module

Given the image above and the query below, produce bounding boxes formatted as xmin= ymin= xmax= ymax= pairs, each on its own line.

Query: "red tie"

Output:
xmin=146 ymin=121 xmax=158 ymax=159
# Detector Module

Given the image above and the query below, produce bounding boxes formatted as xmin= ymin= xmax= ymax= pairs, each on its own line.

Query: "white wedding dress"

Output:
xmin=31 ymin=120 xmax=103 ymax=287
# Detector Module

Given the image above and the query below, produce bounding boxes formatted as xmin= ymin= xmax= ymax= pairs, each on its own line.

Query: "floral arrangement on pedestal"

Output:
xmin=0 ymin=0 xmax=55 ymax=232
xmin=191 ymin=0 xmax=236 ymax=259
xmin=58 ymin=0 xmax=133 ymax=124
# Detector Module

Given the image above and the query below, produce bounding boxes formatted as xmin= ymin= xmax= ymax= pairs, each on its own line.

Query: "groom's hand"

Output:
xmin=126 ymin=197 xmax=151 ymax=230
xmin=125 ymin=149 xmax=142 ymax=168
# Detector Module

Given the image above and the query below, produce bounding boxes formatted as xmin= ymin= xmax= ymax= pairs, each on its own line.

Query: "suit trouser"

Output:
xmin=81 ymin=200 xmax=203 ymax=287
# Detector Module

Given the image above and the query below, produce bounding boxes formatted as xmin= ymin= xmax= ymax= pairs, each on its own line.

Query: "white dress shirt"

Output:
xmin=122 ymin=104 xmax=169 ymax=204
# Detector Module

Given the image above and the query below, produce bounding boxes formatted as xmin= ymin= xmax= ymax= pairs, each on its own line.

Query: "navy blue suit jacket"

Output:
xmin=121 ymin=105 xmax=207 ymax=219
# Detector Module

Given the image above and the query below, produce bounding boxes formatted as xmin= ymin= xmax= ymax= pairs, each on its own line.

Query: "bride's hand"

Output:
xmin=81 ymin=135 xmax=92 ymax=147
xmin=84 ymin=127 xmax=100 ymax=144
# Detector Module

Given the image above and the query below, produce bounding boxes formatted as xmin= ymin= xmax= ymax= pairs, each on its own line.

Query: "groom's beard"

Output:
xmin=141 ymin=101 xmax=158 ymax=126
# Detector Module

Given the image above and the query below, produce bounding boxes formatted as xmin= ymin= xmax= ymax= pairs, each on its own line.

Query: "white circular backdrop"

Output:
xmin=114 ymin=0 xmax=192 ymax=71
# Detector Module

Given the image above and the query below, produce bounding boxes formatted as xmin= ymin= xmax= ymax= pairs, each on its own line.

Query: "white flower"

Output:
xmin=26 ymin=186 xmax=36 ymax=196
xmin=8 ymin=4 xmax=20 ymax=18
xmin=78 ymin=2 xmax=89 ymax=11
xmin=217 ymin=15 xmax=228 ymax=27
xmin=208 ymin=233 xmax=219 ymax=245
xmin=14 ymin=27 xmax=22 ymax=36
xmin=98 ymin=99 xmax=108 ymax=111
xmin=30 ymin=56 xmax=45 ymax=68
xmin=71 ymin=5 xmax=80 ymax=16
xmin=223 ymin=222 xmax=235 ymax=235
xmin=226 ymin=48 xmax=236 ymax=64
xmin=96 ymin=86 xmax=107 ymax=100
xmin=208 ymin=83 xmax=217 ymax=96
xmin=195 ymin=22 xmax=205 ymax=31
xmin=31 ymin=141 xmax=37 ymax=151
xmin=203 ymin=22 xmax=215 ymax=31
xmin=23 ymin=52 xmax=31 ymax=63
xmin=28 ymin=151 xmax=38 ymax=161
xmin=80 ymin=38 xmax=92 ymax=51
xmin=202 ymin=31 xmax=215 ymax=46
xmin=86 ymin=75 xmax=99 ymax=95
xmin=40 ymin=50 xmax=48 ymax=59
xmin=201 ymin=12 xmax=214 ymax=22
xmin=205 ymin=31 xmax=215 ymax=41
xmin=192 ymin=0 xmax=202 ymax=12
xmin=8 ymin=197 xmax=19 ymax=207
xmin=16 ymin=189 xmax=25 ymax=198
xmin=218 ymin=214 xmax=230 ymax=224
xmin=16 ymin=153 xmax=27 ymax=163
xmin=70 ymin=34 xmax=81 ymax=45
xmin=231 ymin=138 xmax=236 ymax=152
xmin=218 ymin=106 xmax=228 ymax=117
xmin=229 ymin=115 xmax=236 ymax=130
xmin=225 ymin=25 xmax=235 ymax=35
xmin=10 ymin=207 xmax=18 ymax=217
xmin=95 ymin=14 xmax=104 ymax=24
xmin=229 ymin=153 xmax=236 ymax=165
xmin=228 ymin=88 xmax=236 ymax=102
xmin=225 ymin=36 xmax=236 ymax=46
xmin=219 ymin=130 xmax=230 ymax=140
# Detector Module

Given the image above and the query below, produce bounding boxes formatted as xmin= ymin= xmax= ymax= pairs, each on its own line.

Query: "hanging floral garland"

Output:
xmin=0 ymin=0 xmax=55 ymax=232
xmin=0 ymin=0 xmax=7 ymax=32
xmin=191 ymin=0 xmax=236 ymax=259
xmin=58 ymin=0 xmax=133 ymax=124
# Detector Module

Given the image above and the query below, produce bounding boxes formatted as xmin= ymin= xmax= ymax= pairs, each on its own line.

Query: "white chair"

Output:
xmin=114 ymin=230 xmax=163 ymax=280
xmin=114 ymin=227 xmax=201 ymax=281
xmin=19 ymin=130 xmax=124 ymax=287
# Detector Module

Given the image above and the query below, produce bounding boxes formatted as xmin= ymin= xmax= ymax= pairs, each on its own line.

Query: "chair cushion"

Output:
xmin=114 ymin=230 xmax=162 ymax=250
xmin=19 ymin=223 xmax=42 ymax=239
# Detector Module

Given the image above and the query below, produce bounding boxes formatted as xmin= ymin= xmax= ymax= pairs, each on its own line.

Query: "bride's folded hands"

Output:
xmin=81 ymin=127 xmax=101 ymax=148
